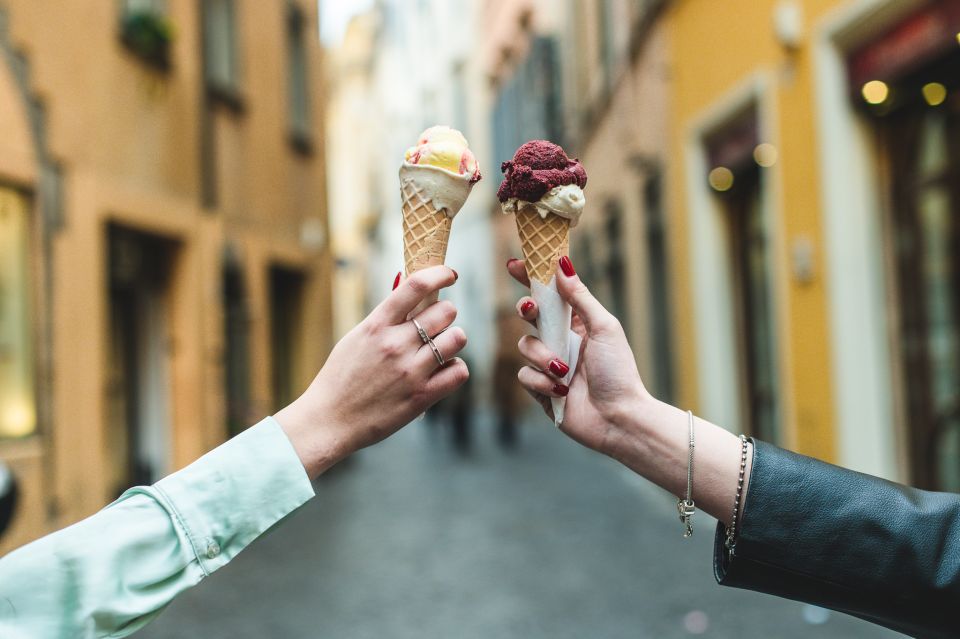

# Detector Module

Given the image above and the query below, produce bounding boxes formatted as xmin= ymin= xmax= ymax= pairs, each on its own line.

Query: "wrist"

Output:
xmin=274 ymin=398 xmax=352 ymax=480
xmin=601 ymin=384 xmax=657 ymax=464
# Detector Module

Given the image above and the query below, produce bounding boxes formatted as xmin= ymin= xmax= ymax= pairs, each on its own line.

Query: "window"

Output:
xmin=721 ymin=165 xmax=779 ymax=443
xmin=876 ymin=67 xmax=960 ymax=490
xmin=204 ymin=0 xmax=239 ymax=96
xmin=287 ymin=3 xmax=311 ymax=147
xmin=223 ymin=261 xmax=252 ymax=437
xmin=604 ymin=200 xmax=629 ymax=335
xmin=269 ymin=267 xmax=305 ymax=411
xmin=122 ymin=0 xmax=165 ymax=15
xmin=644 ymin=172 xmax=675 ymax=404
xmin=0 ymin=188 xmax=35 ymax=439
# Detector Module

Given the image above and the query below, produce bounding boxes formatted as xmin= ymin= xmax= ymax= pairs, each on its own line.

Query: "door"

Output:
xmin=107 ymin=226 xmax=175 ymax=493
xmin=881 ymin=99 xmax=960 ymax=490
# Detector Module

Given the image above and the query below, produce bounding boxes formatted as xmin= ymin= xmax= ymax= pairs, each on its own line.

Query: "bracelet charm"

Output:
xmin=677 ymin=410 xmax=696 ymax=539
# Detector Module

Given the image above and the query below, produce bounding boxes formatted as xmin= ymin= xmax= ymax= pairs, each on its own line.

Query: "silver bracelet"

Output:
xmin=725 ymin=434 xmax=749 ymax=553
xmin=677 ymin=410 xmax=695 ymax=538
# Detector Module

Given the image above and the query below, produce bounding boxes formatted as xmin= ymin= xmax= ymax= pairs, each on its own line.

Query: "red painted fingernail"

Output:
xmin=520 ymin=300 xmax=535 ymax=315
xmin=451 ymin=268 xmax=459 ymax=281
xmin=552 ymin=383 xmax=569 ymax=397
xmin=559 ymin=256 xmax=576 ymax=277
xmin=392 ymin=272 xmax=401 ymax=290
xmin=548 ymin=359 xmax=570 ymax=377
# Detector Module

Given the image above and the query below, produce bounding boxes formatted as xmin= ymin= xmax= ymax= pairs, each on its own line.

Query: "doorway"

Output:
xmin=106 ymin=225 xmax=176 ymax=494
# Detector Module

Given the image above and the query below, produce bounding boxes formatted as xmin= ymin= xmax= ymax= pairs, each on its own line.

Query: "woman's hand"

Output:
xmin=276 ymin=266 xmax=469 ymax=478
xmin=507 ymin=257 xmax=649 ymax=457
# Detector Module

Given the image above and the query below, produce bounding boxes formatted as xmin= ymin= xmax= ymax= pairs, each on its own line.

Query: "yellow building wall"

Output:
xmin=0 ymin=0 xmax=331 ymax=553
xmin=667 ymin=0 xmax=844 ymax=461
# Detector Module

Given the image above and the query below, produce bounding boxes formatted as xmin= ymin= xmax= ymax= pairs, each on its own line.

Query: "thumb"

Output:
xmin=555 ymin=256 xmax=612 ymax=334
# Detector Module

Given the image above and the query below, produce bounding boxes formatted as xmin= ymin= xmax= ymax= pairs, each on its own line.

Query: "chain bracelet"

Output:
xmin=677 ymin=410 xmax=696 ymax=538
xmin=725 ymin=434 xmax=749 ymax=553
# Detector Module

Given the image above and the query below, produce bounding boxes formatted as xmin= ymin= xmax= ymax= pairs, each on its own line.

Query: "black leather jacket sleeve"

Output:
xmin=713 ymin=440 xmax=960 ymax=638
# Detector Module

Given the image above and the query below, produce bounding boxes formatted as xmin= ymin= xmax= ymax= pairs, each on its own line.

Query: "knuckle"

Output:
xmin=407 ymin=275 xmax=430 ymax=295
xmin=440 ymin=300 xmax=458 ymax=322
xmin=381 ymin=336 xmax=405 ymax=359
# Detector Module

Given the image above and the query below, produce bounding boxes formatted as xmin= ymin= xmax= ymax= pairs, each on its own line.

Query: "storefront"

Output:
xmin=849 ymin=0 xmax=960 ymax=490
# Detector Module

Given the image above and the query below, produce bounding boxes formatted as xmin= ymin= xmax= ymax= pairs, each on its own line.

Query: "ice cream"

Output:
xmin=400 ymin=125 xmax=481 ymax=313
xmin=499 ymin=140 xmax=588 ymax=425
xmin=405 ymin=125 xmax=481 ymax=182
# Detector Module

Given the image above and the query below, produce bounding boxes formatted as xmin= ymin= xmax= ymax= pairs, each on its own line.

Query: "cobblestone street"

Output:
xmin=138 ymin=412 xmax=902 ymax=639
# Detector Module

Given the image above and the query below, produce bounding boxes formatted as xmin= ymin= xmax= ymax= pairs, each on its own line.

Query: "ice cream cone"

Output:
xmin=401 ymin=177 xmax=453 ymax=276
xmin=498 ymin=140 xmax=587 ymax=427
xmin=514 ymin=205 xmax=570 ymax=285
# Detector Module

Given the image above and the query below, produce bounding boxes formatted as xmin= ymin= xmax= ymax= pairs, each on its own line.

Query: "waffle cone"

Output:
xmin=515 ymin=205 xmax=570 ymax=284
xmin=401 ymin=179 xmax=453 ymax=275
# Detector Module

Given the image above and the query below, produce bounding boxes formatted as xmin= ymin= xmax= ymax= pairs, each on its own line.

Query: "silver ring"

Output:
xmin=427 ymin=338 xmax=445 ymax=367
xmin=411 ymin=318 xmax=430 ymax=345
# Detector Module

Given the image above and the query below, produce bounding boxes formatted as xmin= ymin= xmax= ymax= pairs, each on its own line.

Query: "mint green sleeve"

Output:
xmin=0 ymin=416 xmax=315 ymax=639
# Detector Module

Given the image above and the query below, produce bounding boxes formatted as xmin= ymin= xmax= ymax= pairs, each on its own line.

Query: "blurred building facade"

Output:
xmin=0 ymin=0 xmax=332 ymax=552
xmin=325 ymin=0 xmax=499 ymax=400
xmin=667 ymin=0 xmax=960 ymax=490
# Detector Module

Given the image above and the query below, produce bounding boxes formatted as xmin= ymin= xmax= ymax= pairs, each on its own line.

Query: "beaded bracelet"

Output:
xmin=724 ymin=434 xmax=749 ymax=553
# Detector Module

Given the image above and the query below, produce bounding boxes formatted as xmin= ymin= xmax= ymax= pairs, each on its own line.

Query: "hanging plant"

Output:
xmin=121 ymin=11 xmax=175 ymax=69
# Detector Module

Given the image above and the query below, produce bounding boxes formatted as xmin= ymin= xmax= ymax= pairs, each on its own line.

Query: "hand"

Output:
xmin=276 ymin=266 xmax=469 ymax=477
xmin=507 ymin=257 xmax=649 ymax=457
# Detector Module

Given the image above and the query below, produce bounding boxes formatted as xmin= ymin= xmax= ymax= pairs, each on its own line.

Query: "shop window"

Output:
xmin=875 ymin=73 xmax=960 ymax=490
xmin=287 ymin=3 xmax=312 ymax=151
xmin=204 ymin=0 xmax=240 ymax=100
xmin=849 ymin=2 xmax=960 ymax=489
xmin=0 ymin=188 xmax=35 ymax=439
xmin=269 ymin=266 xmax=305 ymax=411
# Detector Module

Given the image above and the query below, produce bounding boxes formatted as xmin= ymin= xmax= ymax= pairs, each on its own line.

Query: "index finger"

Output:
xmin=379 ymin=266 xmax=457 ymax=324
xmin=506 ymin=258 xmax=531 ymax=288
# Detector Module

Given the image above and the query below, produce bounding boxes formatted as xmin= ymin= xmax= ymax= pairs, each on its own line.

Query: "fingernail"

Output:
xmin=520 ymin=300 xmax=535 ymax=316
xmin=451 ymin=268 xmax=459 ymax=281
xmin=559 ymin=256 xmax=576 ymax=277
xmin=506 ymin=257 xmax=519 ymax=267
xmin=548 ymin=359 xmax=570 ymax=377
xmin=392 ymin=272 xmax=401 ymax=290
xmin=552 ymin=383 xmax=569 ymax=397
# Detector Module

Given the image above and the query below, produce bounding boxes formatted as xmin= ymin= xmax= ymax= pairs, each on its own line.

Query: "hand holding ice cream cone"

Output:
xmin=499 ymin=140 xmax=587 ymax=425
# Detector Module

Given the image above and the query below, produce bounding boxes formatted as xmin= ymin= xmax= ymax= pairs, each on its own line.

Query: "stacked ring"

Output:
xmin=412 ymin=318 xmax=445 ymax=366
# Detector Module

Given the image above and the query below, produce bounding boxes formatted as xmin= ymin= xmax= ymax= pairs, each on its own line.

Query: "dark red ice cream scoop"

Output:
xmin=497 ymin=140 xmax=587 ymax=203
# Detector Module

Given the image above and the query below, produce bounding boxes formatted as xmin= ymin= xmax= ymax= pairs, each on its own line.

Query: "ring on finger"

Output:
xmin=427 ymin=337 xmax=445 ymax=366
xmin=411 ymin=318 xmax=430 ymax=345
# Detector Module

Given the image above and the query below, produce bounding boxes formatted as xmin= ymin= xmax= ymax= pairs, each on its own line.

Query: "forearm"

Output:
xmin=607 ymin=397 xmax=752 ymax=527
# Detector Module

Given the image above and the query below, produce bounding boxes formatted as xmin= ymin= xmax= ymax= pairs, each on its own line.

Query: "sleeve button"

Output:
xmin=205 ymin=540 xmax=221 ymax=559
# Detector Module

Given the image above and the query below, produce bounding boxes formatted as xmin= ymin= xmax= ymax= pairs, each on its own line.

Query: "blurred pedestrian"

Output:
xmin=508 ymin=256 xmax=958 ymax=639
xmin=0 ymin=266 xmax=468 ymax=639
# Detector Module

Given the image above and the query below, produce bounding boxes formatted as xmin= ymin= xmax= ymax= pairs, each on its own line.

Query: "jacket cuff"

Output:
xmin=151 ymin=417 xmax=315 ymax=575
